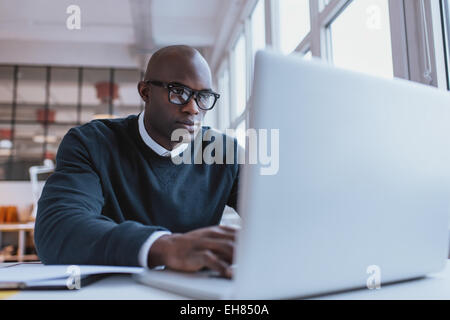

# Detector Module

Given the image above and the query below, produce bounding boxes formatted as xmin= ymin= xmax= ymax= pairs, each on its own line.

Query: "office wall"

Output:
xmin=0 ymin=40 xmax=140 ymax=68
xmin=0 ymin=180 xmax=44 ymax=210
xmin=0 ymin=181 xmax=43 ymax=250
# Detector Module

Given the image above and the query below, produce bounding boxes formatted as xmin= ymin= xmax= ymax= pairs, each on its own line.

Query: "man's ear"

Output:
xmin=138 ymin=81 xmax=150 ymax=102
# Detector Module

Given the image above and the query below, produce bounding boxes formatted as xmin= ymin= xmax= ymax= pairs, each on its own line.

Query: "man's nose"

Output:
xmin=181 ymin=97 xmax=199 ymax=115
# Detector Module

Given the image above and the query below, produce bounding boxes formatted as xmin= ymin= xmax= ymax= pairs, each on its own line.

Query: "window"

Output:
xmin=443 ymin=0 xmax=450 ymax=89
xmin=236 ymin=120 xmax=246 ymax=148
xmin=115 ymin=69 xmax=142 ymax=118
xmin=328 ymin=0 xmax=394 ymax=78
xmin=304 ymin=51 xmax=313 ymax=59
xmin=217 ymin=64 xmax=231 ymax=131
xmin=278 ymin=0 xmax=310 ymax=54
xmin=250 ymin=0 xmax=266 ymax=90
xmin=0 ymin=65 xmax=142 ymax=180
xmin=0 ymin=66 xmax=14 ymax=120
xmin=231 ymin=34 xmax=247 ymax=117
xmin=251 ymin=0 xmax=266 ymax=58
xmin=81 ymin=68 xmax=111 ymax=121
xmin=16 ymin=67 xmax=47 ymax=105
xmin=49 ymin=68 xmax=79 ymax=124
xmin=9 ymin=123 xmax=45 ymax=180
xmin=214 ymin=0 xmax=445 ymax=139
xmin=16 ymin=67 xmax=47 ymax=121
xmin=320 ymin=0 xmax=332 ymax=12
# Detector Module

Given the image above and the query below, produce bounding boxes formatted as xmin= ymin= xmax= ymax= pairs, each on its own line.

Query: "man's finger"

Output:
xmin=201 ymin=250 xmax=232 ymax=279
xmin=198 ymin=239 xmax=234 ymax=264
xmin=204 ymin=227 xmax=237 ymax=241
xmin=218 ymin=225 xmax=240 ymax=233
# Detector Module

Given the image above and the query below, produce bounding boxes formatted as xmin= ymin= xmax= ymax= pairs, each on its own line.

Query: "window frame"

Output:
xmin=0 ymin=64 xmax=142 ymax=180
xmin=441 ymin=0 xmax=450 ymax=90
xmin=210 ymin=0 xmax=449 ymax=140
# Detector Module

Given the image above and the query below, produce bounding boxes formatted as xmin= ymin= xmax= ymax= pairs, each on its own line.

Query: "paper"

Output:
xmin=0 ymin=263 xmax=143 ymax=289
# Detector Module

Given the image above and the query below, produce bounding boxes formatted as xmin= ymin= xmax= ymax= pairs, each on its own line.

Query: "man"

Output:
xmin=35 ymin=45 xmax=240 ymax=279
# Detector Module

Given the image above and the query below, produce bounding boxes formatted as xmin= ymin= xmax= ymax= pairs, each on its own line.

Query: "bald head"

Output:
xmin=137 ymin=45 xmax=215 ymax=150
xmin=144 ymin=45 xmax=212 ymax=89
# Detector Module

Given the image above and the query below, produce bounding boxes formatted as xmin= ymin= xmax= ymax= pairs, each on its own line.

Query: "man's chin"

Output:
xmin=170 ymin=126 xmax=202 ymax=144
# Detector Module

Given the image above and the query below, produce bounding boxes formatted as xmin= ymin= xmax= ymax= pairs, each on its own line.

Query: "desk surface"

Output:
xmin=2 ymin=261 xmax=450 ymax=300
xmin=0 ymin=222 xmax=34 ymax=231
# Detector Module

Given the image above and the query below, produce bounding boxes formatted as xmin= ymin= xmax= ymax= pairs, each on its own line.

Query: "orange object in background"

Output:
xmin=0 ymin=129 xmax=12 ymax=140
xmin=95 ymin=82 xmax=119 ymax=103
xmin=0 ymin=206 xmax=18 ymax=223
xmin=0 ymin=207 xmax=5 ymax=222
xmin=36 ymin=109 xmax=56 ymax=124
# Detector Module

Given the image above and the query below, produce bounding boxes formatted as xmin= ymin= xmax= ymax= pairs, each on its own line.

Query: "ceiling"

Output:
xmin=0 ymin=0 xmax=232 ymax=55
xmin=0 ymin=0 xmax=247 ymax=164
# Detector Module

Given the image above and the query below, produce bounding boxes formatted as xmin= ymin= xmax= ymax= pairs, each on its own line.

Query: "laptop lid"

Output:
xmin=233 ymin=50 xmax=450 ymax=299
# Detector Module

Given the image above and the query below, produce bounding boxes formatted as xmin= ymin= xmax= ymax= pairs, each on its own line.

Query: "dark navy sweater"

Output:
xmin=34 ymin=114 xmax=240 ymax=266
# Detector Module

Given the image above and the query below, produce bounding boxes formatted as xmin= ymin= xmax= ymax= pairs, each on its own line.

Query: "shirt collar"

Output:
xmin=138 ymin=111 xmax=189 ymax=158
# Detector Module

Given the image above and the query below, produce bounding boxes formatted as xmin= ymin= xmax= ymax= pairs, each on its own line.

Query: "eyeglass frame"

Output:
xmin=143 ymin=80 xmax=220 ymax=111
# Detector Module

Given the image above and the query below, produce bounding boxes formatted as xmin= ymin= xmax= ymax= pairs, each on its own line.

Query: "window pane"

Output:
xmin=329 ymin=0 xmax=394 ymax=78
xmin=251 ymin=0 xmax=266 ymax=87
xmin=304 ymin=51 xmax=313 ymax=60
xmin=16 ymin=67 xmax=47 ymax=121
xmin=0 ymin=66 xmax=144 ymax=180
xmin=50 ymin=68 xmax=79 ymax=124
xmin=202 ymin=99 xmax=218 ymax=128
xmin=232 ymin=34 xmax=247 ymax=117
xmin=320 ymin=0 xmax=331 ymax=11
xmin=2 ymin=158 xmax=44 ymax=180
xmin=444 ymin=0 xmax=450 ymax=89
xmin=236 ymin=120 xmax=246 ymax=148
xmin=279 ymin=0 xmax=310 ymax=54
xmin=13 ymin=124 xmax=44 ymax=163
xmin=17 ymin=67 xmax=46 ymax=105
xmin=47 ymin=124 xmax=72 ymax=159
xmin=218 ymin=65 xmax=230 ymax=130
xmin=115 ymin=69 xmax=142 ymax=118
xmin=251 ymin=0 xmax=266 ymax=58
xmin=0 ymin=66 xmax=14 ymax=121
xmin=81 ymin=68 xmax=111 ymax=121
xmin=50 ymin=68 xmax=78 ymax=106
xmin=0 ymin=124 xmax=13 ymax=178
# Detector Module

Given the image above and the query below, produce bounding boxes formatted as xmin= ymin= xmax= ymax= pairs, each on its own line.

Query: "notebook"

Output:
xmin=0 ymin=262 xmax=143 ymax=290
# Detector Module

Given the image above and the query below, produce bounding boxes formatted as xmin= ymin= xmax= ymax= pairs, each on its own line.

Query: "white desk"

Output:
xmin=2 ymin=261 xmax=450 ymax=300
xmin=318 ymin=260 xmax=450 ymax=300
xmin=0 ymin=223 xmax=37 ymax=262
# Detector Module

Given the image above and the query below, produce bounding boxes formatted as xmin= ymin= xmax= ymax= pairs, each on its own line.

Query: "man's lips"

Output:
xmin=176 ymin=121 xmax=200 ymax=132
xmin=177 ymin=120 xmax=196 ymax=126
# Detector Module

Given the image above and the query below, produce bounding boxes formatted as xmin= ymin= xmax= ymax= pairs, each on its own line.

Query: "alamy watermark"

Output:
xmin=66 ymin=5 xmax=81 ymax=30
xmin=366 ymin=4 xmax=382 ymax=30
xmin=66 ymin=265 xmax=81 ymax=290
xmin=170 ymin=128 xmax=279 ymax=176
xmin=366 ymin=265 xmax=381 ymax=290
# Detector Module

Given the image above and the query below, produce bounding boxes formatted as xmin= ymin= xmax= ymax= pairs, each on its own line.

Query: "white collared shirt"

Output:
xmin=137 ymin=110 xmax=189 ymax=268
xmin=138 ymin=110 xmax=189 ymax=158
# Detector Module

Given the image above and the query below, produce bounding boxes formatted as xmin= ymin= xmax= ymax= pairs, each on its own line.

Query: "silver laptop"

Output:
xmin=135 ymin=50 xmax=450 ymax=299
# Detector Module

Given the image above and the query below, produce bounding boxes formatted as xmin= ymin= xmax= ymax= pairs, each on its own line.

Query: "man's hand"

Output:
xmin=147 ymin=225 xmax=237 ymax=279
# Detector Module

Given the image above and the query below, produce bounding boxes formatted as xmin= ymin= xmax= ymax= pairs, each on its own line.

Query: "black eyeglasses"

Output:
xmin=144 ymin=80 xmax=220 ymax=111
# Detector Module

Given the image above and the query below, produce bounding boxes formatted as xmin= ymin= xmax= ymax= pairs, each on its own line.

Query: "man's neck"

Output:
xmin=143 ymin=114 xmax=178 ymax=151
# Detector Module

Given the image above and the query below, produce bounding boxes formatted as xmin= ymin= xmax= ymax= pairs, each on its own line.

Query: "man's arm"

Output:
xmin=226 ymin=164 xmax=241 ymax=212
xmin=145 ymin=136 xmax=243 ymax=278
xmin=138 ymin=230 xmax=172 ymax=267
xmin=225 ymin=137 xmax=243 ymax=213
xmin=34 ymin=128 xmax=169 ymax=266
xmin=147 ymin=225 xmax=236 ymax=278
xmin=35 ymin=128 xmax=237 ymax=277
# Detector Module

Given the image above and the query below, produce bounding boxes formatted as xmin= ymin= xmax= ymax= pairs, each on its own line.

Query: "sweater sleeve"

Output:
xmin=226 ymin=164 xmax=240 ymax=212
xmin=34 ymin=128 xmax=169 ymax=266
xmin=226 ymin=141 xmax=244 ymax=213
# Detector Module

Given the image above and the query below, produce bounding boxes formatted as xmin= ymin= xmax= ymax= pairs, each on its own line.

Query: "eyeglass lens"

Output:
xmin=169 ymin=86 xmax=216 ymax=109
